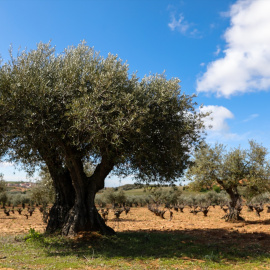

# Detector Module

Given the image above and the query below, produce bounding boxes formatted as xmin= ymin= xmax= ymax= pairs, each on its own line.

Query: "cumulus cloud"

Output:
xmin=197 ymin=0 xmax=270 ymax=97
xmin=200 ymin=105 xmax=234 ymax=132
xmin=200 ymin=105 xmax=251 ymax=144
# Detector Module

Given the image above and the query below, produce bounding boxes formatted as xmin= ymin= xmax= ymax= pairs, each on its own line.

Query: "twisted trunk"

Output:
xmin=38 ymin=147 xmax=75 ymax=233
xmin=217 ymin=180 xmax=244 ymax=222
xmin=46 ymin=168 xmax=75 ymax=233
xmin=61 ymin=180 xmax=115 ymax=236
xmin=61 ymin=147 xmax=115 ymax=236
xmin=225 ymin=187 xmax=244 ymax=221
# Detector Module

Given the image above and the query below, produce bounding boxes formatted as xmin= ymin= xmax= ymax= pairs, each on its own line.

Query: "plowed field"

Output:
xmin=1 ymin=206 xmax=270 ymax=249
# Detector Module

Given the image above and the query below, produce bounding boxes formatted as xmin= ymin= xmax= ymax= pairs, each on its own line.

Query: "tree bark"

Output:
xmin=38 ymin=147 xmax=75 ymax=233
xmin=224 ymin=187 xmax=244 ymax=222
xmin=216 ymin=180 xmax=244 ymax=222
xmin=61 ymin=181 xmax=115 ymax=236
xmin=61 ymin=146 xmax=115 ymax=236
xmin=46 ymin=168 xmax=75 ymax=233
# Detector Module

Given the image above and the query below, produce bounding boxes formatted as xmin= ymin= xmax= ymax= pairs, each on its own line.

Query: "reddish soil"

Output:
xmin=108 ymin=206 xmax=270 ymax=251
xmin=0 ymin=208 xmax=45 ymax=235
xmin=1 ymin=206 xmax=270 ymax=250
xmin=107 ymin=206 xmax=270 ymax=234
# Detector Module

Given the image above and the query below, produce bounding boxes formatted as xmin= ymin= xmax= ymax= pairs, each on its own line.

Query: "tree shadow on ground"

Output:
xmin=244 ymin=219 xmax=270 ymax=225
xmin=41 ymin=229 xmax=270 ymax=263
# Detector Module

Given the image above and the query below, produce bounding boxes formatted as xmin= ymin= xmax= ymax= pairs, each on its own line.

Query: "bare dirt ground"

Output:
xmin=108 ymin=206 xmax=270 ymax=252
xmin=1 ymin=206 xmax=270 ymax=250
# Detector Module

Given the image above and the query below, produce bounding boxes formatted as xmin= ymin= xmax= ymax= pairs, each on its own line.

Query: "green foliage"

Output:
xmin=249 ymin=192 xmax=270 ymax=204
xmin=127 ymin=194 xmax=150 ymax=206
xmin=0 ymin=191 xmax=8 ymax=206
xmin=97 ymin=188 xmax=151 ymax=207
xmin=102 ymin=188 xmax=127 ymax=206
xmin=205 ymin=190 xmax=229 ymax=205
xmin=24 ymin=228 xmax=43 ymax=242
xmin=0 ymin=174 xmax=6 ymax=192
xmin=0 ymin=41 xmax=205 ymax=187
xmin=95 ymin=193 xmax=107 ymax=207
xmin=137 ymin=194 xmax=150 ymax=206
xmin=10 ymin=193 xmax=31 ymax=206
xmin=149 ymin=187 xmax=164 ymax=203
xmin=187 ymin=141 xmax=270 ymax=205
xmin=212 ymin=185 xmax=221 ymax=193
xmin=0 ymin=175 xmax=8 ymax=206
xmin=148 ymin=186 xmax=183 ymax=206
xmin=161 ymin=187 xmax=182 ymax=205
xmin=194 ymin=193 xmax=209 ymax=206
xmin=119 ymin=184 xmax=143 ymax=191
xmin=115 ymin=190 xmax=126 ymax=205
xmin=102 ymin=189 xmax=116 ymax=205
xmin=0 ymin=42 xmax=207 ymax=234
xmin=30 ymin=166 xmax=55 ymax=205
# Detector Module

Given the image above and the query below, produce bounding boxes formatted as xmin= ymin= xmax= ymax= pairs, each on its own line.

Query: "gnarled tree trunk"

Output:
xmin=216 ymin=179 xmax=244 ymax=222
xmin=61 ymin=181 xmax=115 ymax=236
xmin=224 ymin=187 xmax=244 ymax=222
xmin=39 ymin=147 xmax=75 ymax=233
xmin=46 ymin=169 xmax=75 ymax=233
xmin=61 ymin=147 xmax=115 ymax=236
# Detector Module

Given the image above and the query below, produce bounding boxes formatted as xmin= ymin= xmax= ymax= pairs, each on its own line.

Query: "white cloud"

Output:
xmin=197 ymin=0 xmax=270 ymax=97
xmin=168 ymin=12 xmax=200 ymax=38
xmin=0 ymin=162 xmax=13 ymax=168
xmin=168 ymin=13 xmax=190 ymax=34
xmin=200 ymin=105 xmax=234 ymax=132
xmin=214 ymin=45 xmax=221 ymax=56
xmin=243 ymin=113 xmax=259 ymax=122
xmin=200 ymin=105 xmax=253 ymax=146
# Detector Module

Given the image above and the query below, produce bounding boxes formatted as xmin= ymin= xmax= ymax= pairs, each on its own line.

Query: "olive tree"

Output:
xmin=31 ymin=167 xmax=55 ymax=206
xmin=0 ymin=174 xmax=7 ymax=207
xmin=0 ymin=42 xmax=205 ymax=235
xmin=0 ymin=174 xmax=6 ymax=192
xmin=102 ymin=188 xmax=127 ymax=207
xmin=187 ymin=141 xmax=270 ymax=221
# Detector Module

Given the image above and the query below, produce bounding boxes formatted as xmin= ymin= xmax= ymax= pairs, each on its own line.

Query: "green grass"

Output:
xmin=1 ymin=229 xmax=270 ymax=269
xmin=123 ymin=186 xmax=183 ymax=196
xmin=123 ymin=188 xmax=146 ymax=196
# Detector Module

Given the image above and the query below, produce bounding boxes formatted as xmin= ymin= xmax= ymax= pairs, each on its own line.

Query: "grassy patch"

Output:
xmin=123 ymin=188 xmax=146 ymax=196
xmin=1 ymin=230 xmax=270 ymax=269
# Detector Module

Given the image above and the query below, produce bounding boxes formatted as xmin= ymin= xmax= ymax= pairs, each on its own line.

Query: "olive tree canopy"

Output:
xmin=0 ymin=42 xmax=205 ymax=235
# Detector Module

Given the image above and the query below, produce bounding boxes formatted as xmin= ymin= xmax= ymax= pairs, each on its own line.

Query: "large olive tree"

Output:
xmin=187 ymin=141 xmax=270 ymax=221
xmin=0 ymin=42 xmax=205 ymax=235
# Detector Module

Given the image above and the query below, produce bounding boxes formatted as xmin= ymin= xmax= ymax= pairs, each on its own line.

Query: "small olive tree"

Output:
xmin=31 ymin=167 xmax=55 ymax=206
xmin=0 ymin=174 xmax=7 ymax=208
xmin=103 ymin=188 xmax=127 ymax=207
xmin=0 ymin=174 xmax=6 ymax=192
xmin=187 ymin=141 xmax=270 ymax=221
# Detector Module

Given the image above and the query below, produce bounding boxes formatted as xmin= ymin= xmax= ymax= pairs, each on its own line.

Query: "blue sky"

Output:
xmin=1 ymin=0 xmax=270 ymax=186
